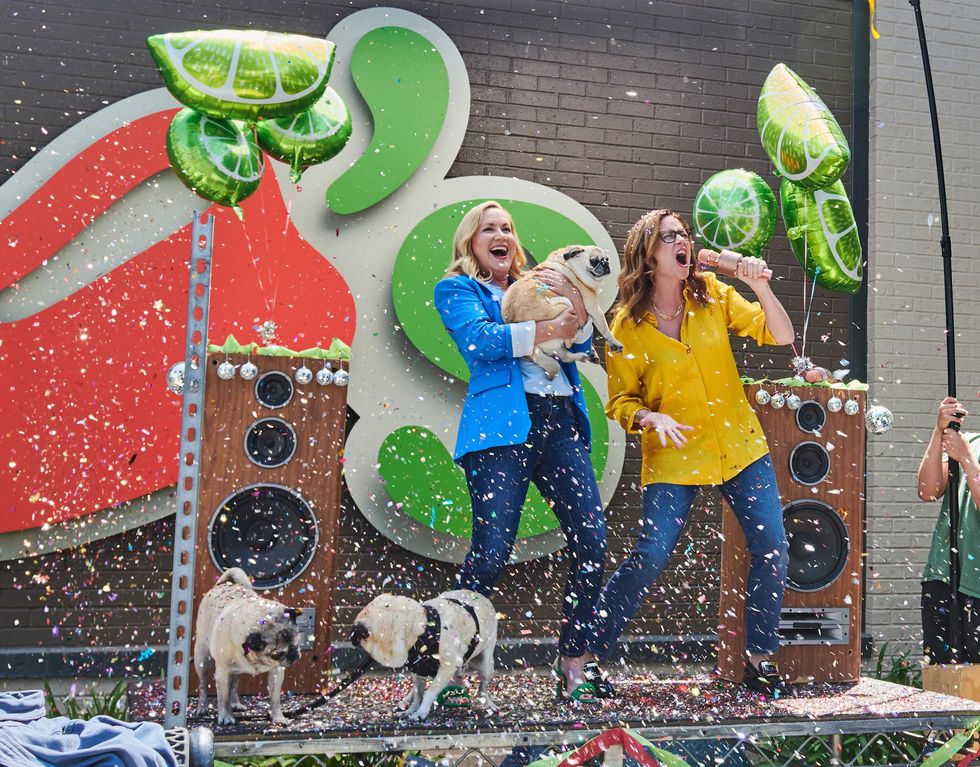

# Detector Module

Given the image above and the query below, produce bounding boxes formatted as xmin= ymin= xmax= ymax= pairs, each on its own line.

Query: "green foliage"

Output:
xmin=870 ymin=641 xmax=922 ymax=688
xmin=43 ymin=679 xmax=129 ymax=721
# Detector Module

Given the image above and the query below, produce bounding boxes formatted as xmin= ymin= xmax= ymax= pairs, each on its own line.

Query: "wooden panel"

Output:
xmin=718 ymin=385 xmax=865 ymax=683
xmin=923 ymin=664 xmax=980 ymax=702
xmin=192 ymin=353 xmax=348 ymax=695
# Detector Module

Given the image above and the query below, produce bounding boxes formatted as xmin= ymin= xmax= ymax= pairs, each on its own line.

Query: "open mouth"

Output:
xmin=675 ymin=250 xmax=689 ymax=268
xmin=489 ymin=246 xmax=509 ymax=259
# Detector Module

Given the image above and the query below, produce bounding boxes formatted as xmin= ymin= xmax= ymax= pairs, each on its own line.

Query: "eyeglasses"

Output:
xmin=658 ymin=229 xmax=694 ymax=244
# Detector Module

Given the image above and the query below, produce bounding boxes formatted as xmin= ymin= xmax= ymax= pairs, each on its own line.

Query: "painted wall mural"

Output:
xmin=0 ymin=8 xmax=625 ymax=563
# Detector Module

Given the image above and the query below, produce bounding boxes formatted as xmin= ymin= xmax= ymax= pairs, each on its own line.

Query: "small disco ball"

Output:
xmin=755 ymin=388 xmax=771 ymax=405
xmin=843 ymin=399 xmax=860 ymax=416
xmin=866 ymin=405 xmax=894 ymax=434
xmin=827 ymin=396 xmax=843 ymax=413
xmin=217 ymin=361 xmax=236 ymax=380
xmin=239 ymin=361 xmax=259 ymax=380
xmin=166 ymin=362 xmax=185 ymax=396
xmin=786 ymin=394 xmax=802 ymax=411
xmin=295 ymin=364 xmax=313 ymax=385
xmin=770 ymin=392 xmax=786 ymax=409
xmin=333 ymin=369 xmax=350 ymax=387
xmin=316 ymin=367 xmax=335 ymax=386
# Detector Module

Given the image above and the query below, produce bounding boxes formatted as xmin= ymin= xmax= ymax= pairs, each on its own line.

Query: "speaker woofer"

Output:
xmin=783 ymin=499 xmax=850 ymax=592
xmin=244 ymin=418 xmax=297 ymax=468
xmin=789 ymin=440 xmax=831 ymax=485
xmin=796 ymin=400 xmax=826 ymax=434
xmin=208 ymin=484 xmax=319 ymax=589
xmin=255 ymin=371 xmax=294 ymax=409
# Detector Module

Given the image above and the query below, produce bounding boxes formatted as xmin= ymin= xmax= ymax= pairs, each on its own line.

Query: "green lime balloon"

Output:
xmin=166 ymin=108 xmax=264 ymax=218
xmin=255 ymin=86 xmax=352 ymax=183
xmin=781 ymin=178 xmax=863 ymax=294
xmin=758 ymin=63 xmax=850 ymax=191
xmin=147 ymin=30 xmax=335 ymax=121
xmin=692 ymin=169 xmax=777 ymax=257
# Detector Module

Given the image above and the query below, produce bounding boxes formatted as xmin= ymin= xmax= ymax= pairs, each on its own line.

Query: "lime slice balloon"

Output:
xmin=758 ymin=63 xmax=850 ymax=191
xmin=147 ymin=30 xmax=335 ymax=121
xmin=256 ymin=86 xmax=352 ymax=183
xmin=781 ymin=178 xmax=863 ymax=294
xmin=166 ymin=107 xmax=264 ymax=217
xmin=692 ymin=168 xmax=777 ymax=257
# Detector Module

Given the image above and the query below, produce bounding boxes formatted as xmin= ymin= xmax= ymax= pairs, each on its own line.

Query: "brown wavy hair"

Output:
xmin=445 ymin=201 xmax=528 ymax=282
xmin=616 ymin=208 xmax=708 ymax=324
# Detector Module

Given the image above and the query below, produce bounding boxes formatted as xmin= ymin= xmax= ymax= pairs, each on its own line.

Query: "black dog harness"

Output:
xmin=405 ymin=598 xmax=482 ymax=678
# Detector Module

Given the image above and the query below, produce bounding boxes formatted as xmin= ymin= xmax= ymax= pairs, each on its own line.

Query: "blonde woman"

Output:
xmin=434 ymin=201 xmax=608 ymax=703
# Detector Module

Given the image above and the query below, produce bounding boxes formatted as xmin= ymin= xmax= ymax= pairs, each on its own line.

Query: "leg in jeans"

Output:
xmin=719 ymin=454 xmax=789 ymax=657
xmin=456 ymin=438 xmax=539 ymax=597
xmin=531 ymin=397 xmax=607 ymax=657
xmin=588 ymin=482 xmax=698 ymax=659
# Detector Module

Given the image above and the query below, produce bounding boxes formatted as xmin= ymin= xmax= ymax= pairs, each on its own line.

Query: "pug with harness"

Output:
xmin=350 ymin=590 xmax=497 ymax=721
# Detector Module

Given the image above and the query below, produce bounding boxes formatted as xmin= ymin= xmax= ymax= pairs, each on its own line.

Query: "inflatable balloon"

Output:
xmin=758 ymin=63 xmax=850 ymax=191
xmin=166 ymin=108 xmax=264 ymax=218
xmin=256 ymin=86 xmax=352 ymax=183
xmin=692 ymin=168 xmax=777 ymax=257
xmin=147 ymin=30 xmax=335 ymax=121
xmin=781 ymin=178 xmax=863 ymax=294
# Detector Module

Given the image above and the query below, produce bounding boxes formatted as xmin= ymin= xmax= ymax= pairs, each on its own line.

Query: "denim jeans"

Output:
xmin=589 ymin=454 xmax=788 ymax=659
xmin=457 ymin=394 xmax=607 ymax=656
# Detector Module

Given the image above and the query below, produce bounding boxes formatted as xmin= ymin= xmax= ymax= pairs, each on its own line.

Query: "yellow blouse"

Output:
xmin=605 ymin=273 xmax=777 ymax=486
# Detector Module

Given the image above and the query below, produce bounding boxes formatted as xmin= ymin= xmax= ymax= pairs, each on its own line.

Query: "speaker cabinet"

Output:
xmin=718 ymin=385 xmax=865 ymax=683
xmin=192 ymin=353 xmax=348 ymax=694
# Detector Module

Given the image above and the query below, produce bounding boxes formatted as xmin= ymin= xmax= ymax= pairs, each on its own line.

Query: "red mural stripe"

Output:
xmin=0 ymin=109 xmax=177 ymax=289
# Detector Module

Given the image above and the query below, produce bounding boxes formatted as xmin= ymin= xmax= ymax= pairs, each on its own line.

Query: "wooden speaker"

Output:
xmin=718 ymin=384 xmax=865 ymax=683
xmin=191 ymin=353 xmax=348 ymax=694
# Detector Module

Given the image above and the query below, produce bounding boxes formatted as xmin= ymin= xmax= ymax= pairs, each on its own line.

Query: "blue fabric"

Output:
xmin=0 ymin=715 xmax=178 ymax=767
xmin=590 ymin=454 xmax=788 ymax=658
xmin=457 ymin=394 xmax=607 ymax=656
xmin=0 ymin=691 xmax=45 ymax=723
xmin=434 ymin=275 xmax=592 ymax=461
xmin=0 ymin=692 xmax=177 ymax=767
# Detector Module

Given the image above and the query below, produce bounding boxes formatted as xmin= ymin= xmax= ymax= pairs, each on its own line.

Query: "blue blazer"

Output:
xmin=434 ymin=274 xmax=593 ymax=461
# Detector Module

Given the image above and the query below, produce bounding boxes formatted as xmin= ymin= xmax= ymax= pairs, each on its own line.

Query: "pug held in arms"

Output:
xmin=502 ymin=244 xmax=623 ymax=379
xmin=193 ymin=568 xmax=302 ymax=725
xmin=351 ymin=589 xmax=497 ymax=721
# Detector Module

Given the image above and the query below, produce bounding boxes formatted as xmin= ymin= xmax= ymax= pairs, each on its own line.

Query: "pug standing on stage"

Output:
xmin=351 ymin=589 xmax=497 ymax=721
xmin=193 ymin=567 xmax=303 ymax=725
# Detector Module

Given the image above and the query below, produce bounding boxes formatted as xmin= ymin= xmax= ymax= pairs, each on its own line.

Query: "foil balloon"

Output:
xmin=256 ymin=86 xmax=353 ymax=183
xmin=692 ymin=169 xmax=777 ymax=257
xmin=147 ymin=30 xmax=335 ymax=121
xmin=166 ymin=108 xmax=264 ymax=218
xmin=758 ymin=63 xmax=850 ymax=191
xmin=781 ymin=178 xmax=863 ymax=294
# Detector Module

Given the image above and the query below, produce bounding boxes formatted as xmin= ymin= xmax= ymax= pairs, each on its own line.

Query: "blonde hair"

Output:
xmin=616 ymin=208 xmax=708 ymax=324
xmin=445 ymin=201 xmax=527 ymax=282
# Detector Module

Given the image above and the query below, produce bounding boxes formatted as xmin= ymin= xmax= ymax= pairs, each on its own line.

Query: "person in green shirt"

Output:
xmin=920 ymin=396 xmax=980 ymax=663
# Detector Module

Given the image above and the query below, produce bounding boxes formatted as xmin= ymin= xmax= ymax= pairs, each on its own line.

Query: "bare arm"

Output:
xmin=737 ymin=257 xmax=794 ymax=345
xmin=918 ymin=397 xmax=965 ymax=501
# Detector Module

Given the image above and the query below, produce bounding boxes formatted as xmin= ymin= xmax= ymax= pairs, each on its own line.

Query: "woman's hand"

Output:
xmin=635 ymin=410 xmax=693 ymax=448
xmin=736 ymin=256 xmax=772 ymax=291
xmin=537 ymin=268 xmax=587 ymax=321
xmin=536 ymin=306 xmax=580 ymax=343
xmin=937 ymin=396 xmax=967 ymax=432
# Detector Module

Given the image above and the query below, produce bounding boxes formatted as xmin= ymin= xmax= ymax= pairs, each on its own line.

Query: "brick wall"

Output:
xmin=0 ymin=0 xmax=855 ymax=667
xmin=866 ymin=1 xmax=980 ymax=654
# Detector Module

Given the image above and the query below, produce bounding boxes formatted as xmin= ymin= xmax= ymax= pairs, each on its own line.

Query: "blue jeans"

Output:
xmin=589 ymin=454 xmax=788 ymax=658
xmin=457 ymin=394 xmax=607 ymax=656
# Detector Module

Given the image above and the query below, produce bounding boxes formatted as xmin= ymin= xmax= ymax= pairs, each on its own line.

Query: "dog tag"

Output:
xmin=295 ymin=608 xmax=316 ymax=650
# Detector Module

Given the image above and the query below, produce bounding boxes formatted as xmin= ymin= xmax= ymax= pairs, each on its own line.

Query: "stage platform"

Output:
xmin=131 ymin=671 xmax=980 ymax=762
